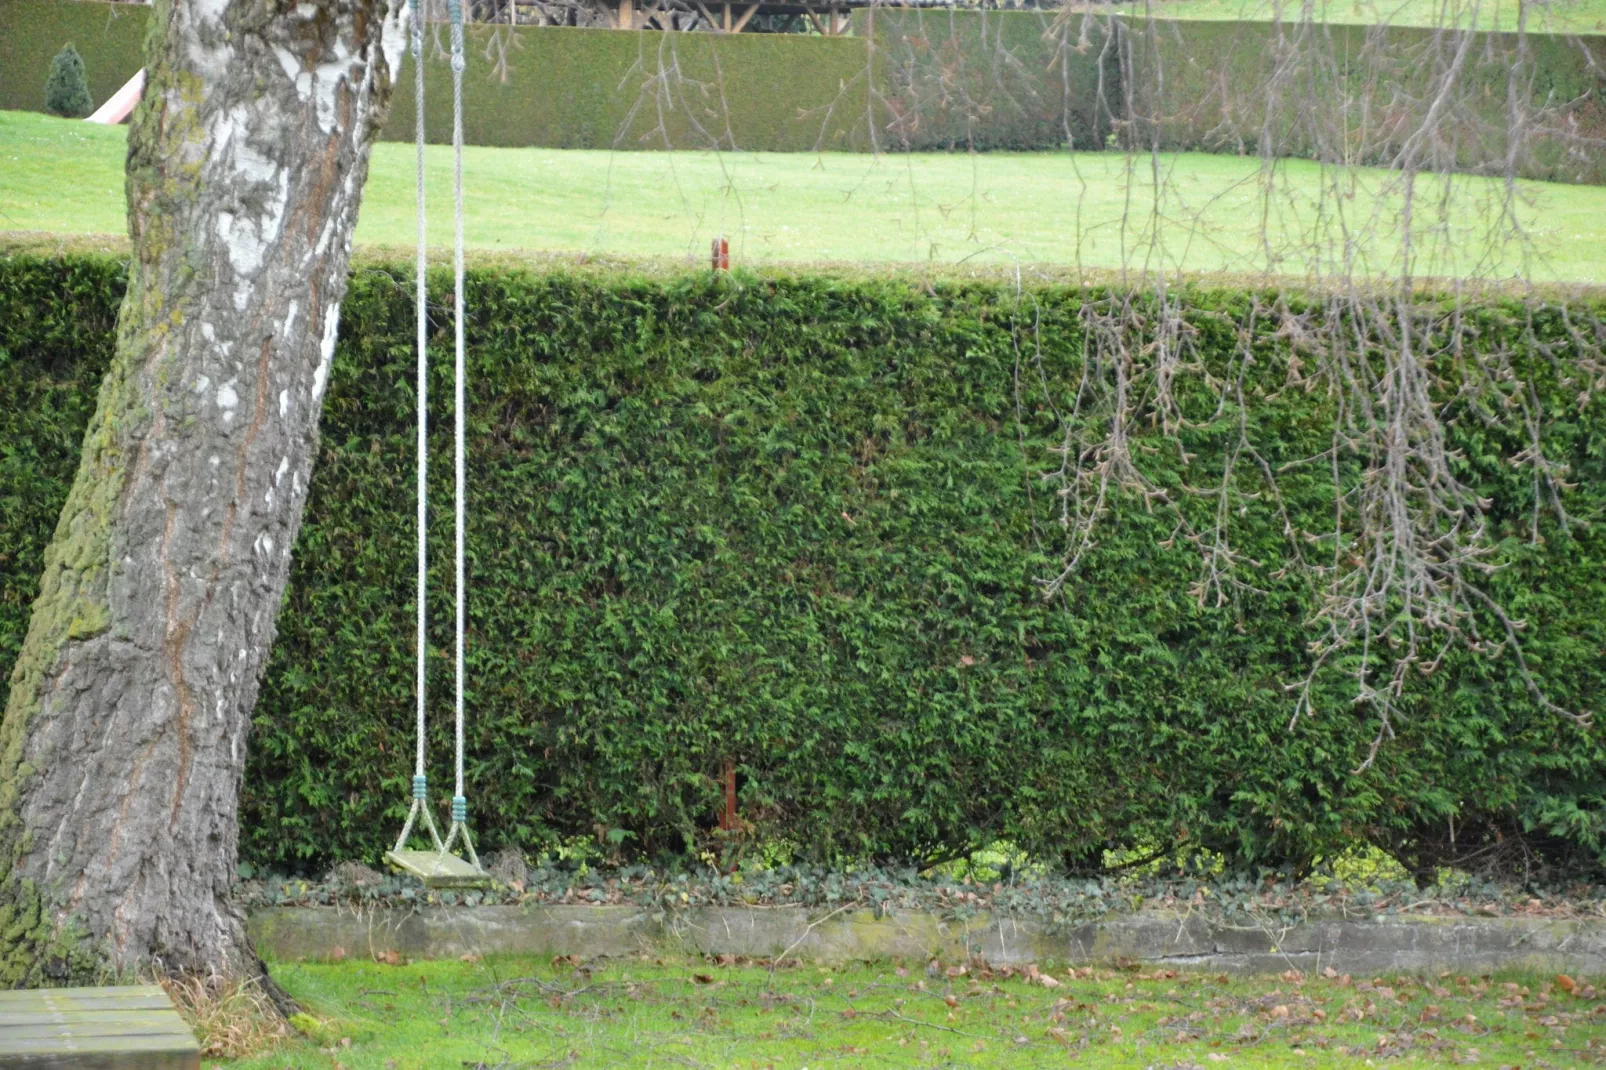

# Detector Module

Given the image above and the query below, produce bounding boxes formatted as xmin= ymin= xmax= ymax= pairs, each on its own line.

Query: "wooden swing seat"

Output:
xmin=384 ymin=848 xmax=492 ymax=889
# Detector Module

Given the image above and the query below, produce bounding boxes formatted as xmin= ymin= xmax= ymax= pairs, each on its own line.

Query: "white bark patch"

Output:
xmin=216 ymin=170 xmax=290 ymax=279
xmin=193 ymin=374 xmax=211 ymax=395
xmin=267 ymin=456 xmax=290 ymax=507
xmin=200 ymin=321 xmax=234 ymax=359
xmin=311 ymin=40 xmax=363 ymax=134
xmin=273 ymin=45 xmax=303 ymax=91
xmin=216 ymin=382 xmax=239 ymax=423
xmin=383 ymin=3 xmax=411 ymax=82
xmin=216 ymin=213 xmax=262 ymax=282
xmin=186 ymin=0 xmax=235 ymax=81
xmin=279 ymin=389 xmax=290 ymax=418
xmin=311 ymin=304 xmax=341 ymax=401
xmin=211 ymin=112 xmax=291 ymax=312
xmin=253 ymin=532 xmax=275 ymax=558
xmin=313 ymin=155 xmax=363 ymax=259
xmin=231 ymin=135 xmax=280 ymax=188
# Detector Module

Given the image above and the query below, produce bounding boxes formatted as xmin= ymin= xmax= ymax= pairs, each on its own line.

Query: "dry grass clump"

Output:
xmin=157 ymin=972 xmax=291 ymax=1060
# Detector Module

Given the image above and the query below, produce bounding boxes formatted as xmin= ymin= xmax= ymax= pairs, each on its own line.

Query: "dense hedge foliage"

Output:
xmin=2 ymin=252 xmax=1603 ymax=876
xmin=1123 ymin=19 xmax=1606 ymax=186
xmin=384 ymin=26 xmax=875 ymax=151
xmin=863 ymin=7 xmax=1114 ymax=152
xmin=0 ymin=0 xmax=874 ymax=152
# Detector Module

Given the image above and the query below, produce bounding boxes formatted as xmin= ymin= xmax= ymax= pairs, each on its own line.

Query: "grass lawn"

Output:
xmin=1088 ymin=0 xmax=1606 ymax=33
xmin=4 ymin=110 xmax=1605 ymax=283
xmin=216 ymin=954 xmax=1605 ymax=1068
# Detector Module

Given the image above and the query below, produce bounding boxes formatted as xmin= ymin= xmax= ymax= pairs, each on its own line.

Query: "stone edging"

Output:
xmin=248 ymin=905 xmax=1606 ymax=976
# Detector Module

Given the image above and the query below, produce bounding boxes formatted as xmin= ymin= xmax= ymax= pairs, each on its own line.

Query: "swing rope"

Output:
xmin=439 ymin=0 xmax=479 ymax=868
xmin=389 ymin=0 xmax=480 ymax=879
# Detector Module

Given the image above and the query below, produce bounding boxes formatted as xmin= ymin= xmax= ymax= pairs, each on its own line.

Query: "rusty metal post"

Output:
xmin=719 ymin=758 xmax=738 ymax=831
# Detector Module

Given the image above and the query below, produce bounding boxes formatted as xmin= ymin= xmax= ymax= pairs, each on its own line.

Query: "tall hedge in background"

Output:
xmin=2 ymin=252 xmax=1602 ymax=876
xmin=384 ymin=25 xmax=876 ymax=151
xmin=1120 ymin=19 xmax=1606 ymax=186
xmin=5 ymin=1 xmax=1602 ymax=184
xmin=862 ymin=7 xmax=1115 ymax=151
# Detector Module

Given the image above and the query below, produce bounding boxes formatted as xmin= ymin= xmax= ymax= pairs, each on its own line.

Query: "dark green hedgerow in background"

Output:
xmin=382 ymin=25 xmax=877 ymax=152
xmin=2 ymin=0 xmax=1600 ymax=184
xmin=859 ymin=8 xmax=1115 ymax=152
xmin=1119 ymin=19 xmax=1606 ymax=185
xmin=2 ymin=252 xmax=1603 ymax=877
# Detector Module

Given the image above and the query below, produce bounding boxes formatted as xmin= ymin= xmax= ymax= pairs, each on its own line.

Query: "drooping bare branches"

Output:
xmin=567 ymin=1 xmax=1605 ymax=766
xmin=940 ymin=4 xmax=1602 ymax=763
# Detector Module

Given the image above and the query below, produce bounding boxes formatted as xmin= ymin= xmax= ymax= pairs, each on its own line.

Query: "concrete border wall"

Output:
xmin=250 ymin=906 xmax=1606 ymax=976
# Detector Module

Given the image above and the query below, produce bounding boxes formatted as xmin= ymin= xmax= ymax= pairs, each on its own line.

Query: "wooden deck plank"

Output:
xmin=0 ymin=989 xmax=174 ymax=1008
xmin=0 ymin=1034 xmax=199 ymax=1052
xmin=0 ymin=1055 xmax=196 ymax=1070
xmin=2 ymin=1022 xmax=196 ymax=1041
xmin=0 ymin=985 xmax=199 ymax=1070
xmin=0 ymin=1034 xmax=198 ymax=1047
xmin=0 ymin=988 xmax=169 ymax=1005
xmin=0 ymin=1010 xmax=189 ymax=1026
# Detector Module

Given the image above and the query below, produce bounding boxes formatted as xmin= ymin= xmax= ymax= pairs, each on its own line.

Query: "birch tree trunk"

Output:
xmin=0 ymin=0 xmax=407 ymax=986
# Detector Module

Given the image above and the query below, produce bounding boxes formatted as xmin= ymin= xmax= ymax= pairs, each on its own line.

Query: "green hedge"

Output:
xmin=1121 ymin=18 xmax=1606 ymax=186
xmin=857 ymin=7 xmax=1115 ymax=151
xmin=3 ymin=252 xmax=1604 ymax=874
xmin=383 ymin=25 xmax=875 ymax=151
xmin=0 ymin=0 xmax=874 ymax=151
xmin=860 ymin=11 xmax=1605 ymax=182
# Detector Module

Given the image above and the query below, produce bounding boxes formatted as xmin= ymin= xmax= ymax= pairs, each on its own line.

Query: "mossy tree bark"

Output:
xmin=0 ymin=0 xmax=407 ymax=987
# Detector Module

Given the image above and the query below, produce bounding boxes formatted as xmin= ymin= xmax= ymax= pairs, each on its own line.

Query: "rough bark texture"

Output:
xmin=0 ymin=0 xmax=407 ymax=986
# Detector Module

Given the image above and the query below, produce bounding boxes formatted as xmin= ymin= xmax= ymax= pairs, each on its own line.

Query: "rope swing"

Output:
xmin=385 ymin=0 xmax=490 ymax=889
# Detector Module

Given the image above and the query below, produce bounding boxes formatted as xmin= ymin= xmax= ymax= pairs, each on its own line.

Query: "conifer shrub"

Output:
xmin=44 ymin=43 xmax=92 ymax=118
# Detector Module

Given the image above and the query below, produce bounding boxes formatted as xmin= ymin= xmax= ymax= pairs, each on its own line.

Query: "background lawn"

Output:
xmin=213 ymin=954 xmax=1605 ymax=1068
xmin=4 ymin=110 xmax=1604 ymax=282
xmin=1087 ymin=0 xmax=1606 ymax=32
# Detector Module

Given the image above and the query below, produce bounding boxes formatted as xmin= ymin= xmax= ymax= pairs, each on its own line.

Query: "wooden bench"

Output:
xmin=0 ymin=985 xmax=200 ymax=1069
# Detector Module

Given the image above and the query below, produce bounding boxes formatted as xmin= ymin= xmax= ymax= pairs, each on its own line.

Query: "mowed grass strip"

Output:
xmin=4 ymin=110 xmax=1605 ymax=282
xmin=215 ymin=954 xmax=1606 ymax=1068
